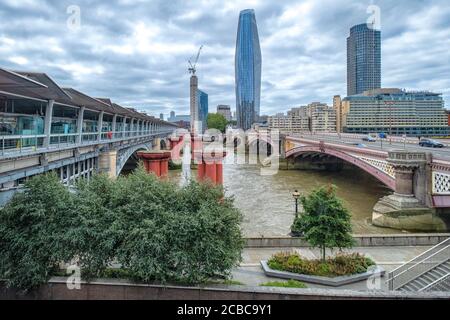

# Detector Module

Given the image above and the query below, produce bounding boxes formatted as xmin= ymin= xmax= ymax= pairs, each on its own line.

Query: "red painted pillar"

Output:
xmin=160 ymin=159 xmax=169 ymax=178
xmin=216 ymin=163 xmax=223 ymax=185
xmin=205 ymin=163 xmax=217 ymax=184
xmin=197 ymin=162 xmax=205 ymax=181
xmin=148 ymin=160 xmax=160 ymax=176
xmin=137 ymin=151 xmax=171 ymax=179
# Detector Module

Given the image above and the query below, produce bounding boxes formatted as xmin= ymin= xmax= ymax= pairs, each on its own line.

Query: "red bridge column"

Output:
xmin=196 ymin=151 xmax=226 ymax=185
xmin=137 ymin=151 xmax=171 ymax=179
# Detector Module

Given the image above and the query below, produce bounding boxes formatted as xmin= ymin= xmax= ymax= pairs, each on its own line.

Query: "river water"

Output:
xmin=169 ymin=153 xmax=397 ymax=237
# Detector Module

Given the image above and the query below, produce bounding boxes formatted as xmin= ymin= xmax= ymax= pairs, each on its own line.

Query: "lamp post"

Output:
xmin=292 ymin=189 xmax=300 ymax=218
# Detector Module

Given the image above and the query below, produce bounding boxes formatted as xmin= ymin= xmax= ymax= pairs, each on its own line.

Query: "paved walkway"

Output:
xmin=232 ymin=246 xmax=431 ymax=291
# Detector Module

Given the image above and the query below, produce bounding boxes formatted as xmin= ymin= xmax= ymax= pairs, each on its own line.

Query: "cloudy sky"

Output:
xmin=0 ymin=0 xmax=449 ymax=118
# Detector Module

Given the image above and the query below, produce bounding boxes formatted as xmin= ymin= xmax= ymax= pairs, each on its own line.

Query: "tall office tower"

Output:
xmin=159 ymin=113 xmax=164 ymax=120
xmin=190 ymin=74 xmax=199 ymax=133
xmin=197 ymin=89 xmax=208 ymax=133
xmin=235 ymin=9 xmax=262 ymax=130
xmin=347 ymin=23 xmax=381 ymax=96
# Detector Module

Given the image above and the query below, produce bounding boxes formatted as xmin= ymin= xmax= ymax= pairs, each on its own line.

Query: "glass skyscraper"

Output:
xmin=347 ymin=23 xmax=381 ymax=96
xmin=197 ymin=89 xmax=208 ymax=133
xmin=235 ymin=9 xmax=261 ymax=130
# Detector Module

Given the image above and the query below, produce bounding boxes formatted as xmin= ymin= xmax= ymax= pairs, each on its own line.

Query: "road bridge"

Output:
xmin=246 ymin=130 xmax=450 ymax=232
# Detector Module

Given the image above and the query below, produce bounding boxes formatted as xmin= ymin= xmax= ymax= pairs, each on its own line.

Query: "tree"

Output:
xmin=291 ymin=185 xmax=355 ymax=262
xmin=113 ymin=166 xmax=244 ymax=284
xmin=207 ymin=113 xmax=228 ymax=132
xmin=0 ymin=165 xmax=244 ymax=290
xmin=0 ymin=173 xmax=76 ymax=290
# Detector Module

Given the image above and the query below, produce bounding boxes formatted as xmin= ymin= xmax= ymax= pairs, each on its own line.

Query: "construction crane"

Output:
xmin=188 ymin=45 xmax=203 ymax=75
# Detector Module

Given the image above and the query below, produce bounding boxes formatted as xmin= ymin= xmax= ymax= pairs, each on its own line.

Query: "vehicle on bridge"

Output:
xmin=362 ymin=135 xmax=376 ymax=142
xmin=419 ymin=138 xmax=444 ymax=148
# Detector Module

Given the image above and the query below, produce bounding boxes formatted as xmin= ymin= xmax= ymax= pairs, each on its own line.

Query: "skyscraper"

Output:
xmin=235 ymin=9 xmax=261 ymax=130
xmin=197 ymin=89 xmax=208 ymax=133
xmin=347 ymin=23 xmax=381 ymax=96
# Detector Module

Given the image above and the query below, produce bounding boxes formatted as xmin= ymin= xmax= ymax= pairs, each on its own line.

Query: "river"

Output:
xmin=169 ymin=153 xmax=397 ymax=237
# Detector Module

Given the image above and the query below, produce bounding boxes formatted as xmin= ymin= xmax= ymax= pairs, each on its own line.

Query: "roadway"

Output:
xmin=290 ymin=133 xmax=450 ymax=161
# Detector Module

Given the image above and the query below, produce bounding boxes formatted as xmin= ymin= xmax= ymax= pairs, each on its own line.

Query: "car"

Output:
xmin=362 ymin=135 xmax=376 ymax=142
xmin=356 ymin=143 xmax=367 ymax=148
xmin=419 ymin=139 xmax=444 ymax=148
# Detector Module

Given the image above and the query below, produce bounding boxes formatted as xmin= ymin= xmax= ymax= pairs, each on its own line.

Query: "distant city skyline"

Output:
xmin=0 ymin=0 xmax=448 ymax=118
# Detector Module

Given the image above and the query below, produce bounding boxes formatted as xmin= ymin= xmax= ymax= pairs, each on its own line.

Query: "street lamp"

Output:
xmin=292 ymin=189 xmax=300 ymax=218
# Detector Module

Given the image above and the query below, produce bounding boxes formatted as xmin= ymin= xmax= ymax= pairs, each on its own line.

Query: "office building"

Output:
xmin=217 ymin=105 xmax=232 ymax=121
xmin=347 ymin=23 xmax=381 ymax=96
xmin=343 ymin=89 xmax=448 ymax=136
xmin=235 ymin=9 xmax=262 ymax=130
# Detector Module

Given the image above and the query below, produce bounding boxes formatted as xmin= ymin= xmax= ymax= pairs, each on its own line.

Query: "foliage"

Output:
xmin=66 ymin=175 xmax=119 ymax=279
xmin=0 ymin=173 xmax=75 ymax=290
xmin=113 ymin=167 xmax=244 ymax=284
xmin=291 ymin=185 xmax=355 ymax=261
xmin=260 ymin=280 xmax=307 ymax=288
xmin=207 ymin=113 xmax=228 ymax=132
xmin=0 ymin=165 xmax=244 ymax=290
xmin=168 ymin=160 xmax=182 ymax=170
xmin=267 ymin=252 xmax=375 ymax=278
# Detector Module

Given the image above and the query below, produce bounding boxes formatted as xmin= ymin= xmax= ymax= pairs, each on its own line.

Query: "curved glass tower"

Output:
xmin=347 ymin=23 xmax=381 ymax=96
xmin=235 ymin=9 xmax=261 ymax=130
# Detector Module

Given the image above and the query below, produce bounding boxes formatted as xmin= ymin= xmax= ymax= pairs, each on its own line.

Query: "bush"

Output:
xmin=260 ymin=280 xmax=307 ymax=288
xmin=0 ymin=173 xmax=76 ymax=290
xmin=0 ymin=166 xmax=244 ymax=290
xmin=267 ymin=252 xmax=375 ymax=277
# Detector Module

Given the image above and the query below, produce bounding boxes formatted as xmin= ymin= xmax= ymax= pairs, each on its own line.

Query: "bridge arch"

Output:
xmin=116 ymin=143 xmax=152 ymax=176
xmin=286 ymin=145 xmax=395 ymax=190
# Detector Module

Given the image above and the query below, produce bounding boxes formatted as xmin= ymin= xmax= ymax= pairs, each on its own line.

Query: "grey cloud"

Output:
xmin=0 ymin=0 xmax=448 ymax=118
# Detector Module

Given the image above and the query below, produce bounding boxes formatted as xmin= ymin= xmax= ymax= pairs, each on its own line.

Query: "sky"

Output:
xmin=0 ymin=0 xmax=449 ymax=118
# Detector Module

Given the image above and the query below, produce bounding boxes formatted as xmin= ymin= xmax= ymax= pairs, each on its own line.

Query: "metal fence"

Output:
xmin=387 ymin=238 xmax=450 ymax=290
xmin=1 ymin=129 xmax=172 ymax=157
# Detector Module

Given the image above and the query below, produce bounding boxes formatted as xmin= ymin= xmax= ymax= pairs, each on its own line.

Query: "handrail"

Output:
xmin=419 ymin=272 xmax=450 ymax=292
xmin=1 ymin=129 xmax=174 ymax=157
xmin=391 ymin=244 xmax=450 ymax=281
xmin=387 ymin=238 xmax=450 ymax=290
xmin=389 ymin=238 xmax=450 ymax=276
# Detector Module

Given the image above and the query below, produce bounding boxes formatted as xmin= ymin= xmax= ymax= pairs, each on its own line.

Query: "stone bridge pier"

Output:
xmin=373 ymin=151 xmax=447 ymax=231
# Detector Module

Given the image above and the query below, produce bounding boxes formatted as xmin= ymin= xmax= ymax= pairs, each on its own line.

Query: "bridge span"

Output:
xmin=281 ymin=133 xmax=450 ymax=231
xmin=0 ymin=68 xmax=177 ymax=204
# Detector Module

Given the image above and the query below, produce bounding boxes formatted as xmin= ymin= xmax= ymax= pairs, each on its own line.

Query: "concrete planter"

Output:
xmin=261 ymin=260 xmax=385 ymax=287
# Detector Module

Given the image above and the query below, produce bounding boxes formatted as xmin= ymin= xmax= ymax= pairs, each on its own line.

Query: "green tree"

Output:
xmin=66 ymin=175 xmax=119 ymax=279
xmin=113 ymin=166 xmax=244 ymax=284
xmin=0 ymin=173 xmax=75 ymax=290
xmin=291 ymin=185 xmax=355 ymax=262
xmin=0 ymin=165 xmax=244 ymax=290
xmin=207 ymin=113 xmax=228 ymax=132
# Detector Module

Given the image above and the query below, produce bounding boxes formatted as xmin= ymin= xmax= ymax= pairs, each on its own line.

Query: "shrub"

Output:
xmin=268 ymin=252 xmax=375 ymax=277
xmin=0 ymin=173 xmax=75 ymax=290
xmin=260 ymin=280 xmax=307 ymax=288
xmin=0 ymin=165 xmax=244 ymax=290
xmin=114 ymin=167 xmax=244 ymax=284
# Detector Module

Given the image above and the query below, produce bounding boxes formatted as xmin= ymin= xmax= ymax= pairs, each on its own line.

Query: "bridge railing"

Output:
xmin=387 ymin=237 xmax=450 ymax=291
xmin=0 ymin=129 xmax=174 ymax=157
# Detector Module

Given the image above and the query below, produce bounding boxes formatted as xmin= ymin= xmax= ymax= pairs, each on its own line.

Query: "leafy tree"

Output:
xmin=291 ymin=185 xmax=355 ymax=262
xmin=66 ymin=175 xmax=119 ymax=279
xmin=207 ymin=113 xmax=228 ymax=132
xmin=0 ymin=165 xmax=244 ymax=290
xmin=0 ymin=173 xmax=75 ymax=290
xmin=114 ymin=166 xmax=244 ymax=284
